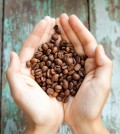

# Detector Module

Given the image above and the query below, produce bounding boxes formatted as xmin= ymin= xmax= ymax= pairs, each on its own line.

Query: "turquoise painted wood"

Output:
xmin=1 ymin=0 xmax=88 ymax=134
xmin=89 ymin=0 xmax=120 ymax=134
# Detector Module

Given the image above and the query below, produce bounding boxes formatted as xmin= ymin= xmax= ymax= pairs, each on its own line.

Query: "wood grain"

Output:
xmin=2 ymin=0 xmax=88 ymax=134
xmin=89 ymin=0 xmax=120 ymax=134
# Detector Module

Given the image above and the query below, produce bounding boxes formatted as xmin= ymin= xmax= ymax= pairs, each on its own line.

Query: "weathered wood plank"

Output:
xmin=2 ymin=0 xmax=88 ymax=134
xmin=89 ymin=0 xmax=120 ymax=134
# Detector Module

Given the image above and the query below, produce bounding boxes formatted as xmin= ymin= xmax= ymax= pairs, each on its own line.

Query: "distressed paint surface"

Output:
xmin=89 ymin=0 xmax=120 ymax=134
xmin=1 ymin=0 xmax=88 ymax=134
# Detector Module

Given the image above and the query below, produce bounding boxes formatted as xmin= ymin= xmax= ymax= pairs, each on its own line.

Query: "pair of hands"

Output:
xmin=6 ymin=14 xmax=112 ymax=134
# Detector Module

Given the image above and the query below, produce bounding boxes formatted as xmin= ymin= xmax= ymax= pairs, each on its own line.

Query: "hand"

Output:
xmin=6 ymin=17 xmax=63 ymax=134
xmin=57 ymin=14 xmax=112 ymax=134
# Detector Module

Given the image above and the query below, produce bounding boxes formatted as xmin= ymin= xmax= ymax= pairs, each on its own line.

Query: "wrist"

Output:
xmin=70 ymin=119 xmax=109 ymax=134
xmin=23 ymin=122 xmax=59 ymax=134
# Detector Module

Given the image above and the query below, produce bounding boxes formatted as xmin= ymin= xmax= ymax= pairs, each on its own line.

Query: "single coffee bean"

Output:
xmin=35 ymin=69 xmax=42 ymax=76
xmin=42 ymin=43 xmax=48 ymax=51
xmin=52 ymin=74 xmax=59 ymax=81
xmin=58 ymin=52 xmax=64 ymax=59
xmin=55 ymin=85 xmax=62 ymax=92
xmin=55 ymin=59 xmax=63 ymax=66
xmin=33 ymin=63 xmax=39 ymax=70
xmin=70 ymin=90 xmax=76 ymax=96
xmin=66 ymin=58 xmax=73 ymax=65
xmin=47 ymin=43 xmax=54 ymax=49
xmin=41 ymin=77 xmax=46 ymax=82
xmin=72 ymin=73 xmax=80 ymax=80
xmin=67 ymin=76 xmax=72 ymax=81
xmin=52 ymin=83 xmax=57 ymax=88
xmin=66 ymin=47 xmax=70 ymax=53
xmin=52 ymin=34 xmax=58 ymax=41
xmin=43 ymin=56 xmax=48 ymax=61
xmin=47 ymin=69 xmax=51 ymax=78
xmin=63 ymin=79 xmax=68 ymax=89
xmin=47 ymin=88 xmax=54 ymax=96
xmin=50 ymin=39 xmax=55 ymax=43
xmin=42 ymin=86 xmax=46 ymax=91
xmin=62 ymin=96 xmax=69 ymax=103
xmin=30 ymin=58 xmax=38 ymax=63
xmin=46 ymin=49 xmax=51 ymax=55
xmin=34 ymin=51 xmax=43 ymax=58
xmin=39 ymin=61 xmax=45 ymax=68
xmin=52 ymin=92 xmax=58 ymax=97
xmin=64 ymin=89 xmax=70 ymax=96
xmin=68 ymin=70 xmax=75 ymax=75
xmin=74 ymin=64 xmax=81 ymax=71
xmin=41 ymin=66 xmax=48 ymax=72
xmin=68 ymin=82 xmax=74 ymax=89
xmin=49 ymin=54 xmax=54 ymax=61
xmin=42 ymin=72 xmax=47 ymax=77
xmin=51 ymin=69 xmax=56 ymax=74
xmin=68 ymin=64 xmax=74 ymax=71
xmin=55 ymin=28 xmax=61 ymax=34
xmin=56 ymin=96 xmax=62 ymax=101
xmin=46 ymin=79 xmax=52 ymax=85
xmin=81 ymin=60 xmax=85 ymax=66
xmin=72 ymin=80 xmax=78 ymax=86
xmin=59 ymin=92 xmax=65 ymax=97
xmin=26 ymin=61 xmax=31 ymax=68
xmin=63 ymin=69 xmax=68 ymax=75
xmin=31 ymin=70 xmax=35 ymax=76
xmin=31 ymin=62 xmax=37 ymax=69
xmin=54 ymin=53 xmax=58 ymax=58
xmin=75 ymin=56 xmax=81 ymax=63
xmin=35 ymin=78 xmax=41 ymax=83
xmin=46 ymin=61 xmax=52 ymax=67
xmin=52 ymin=47 xmax=58 ymax=53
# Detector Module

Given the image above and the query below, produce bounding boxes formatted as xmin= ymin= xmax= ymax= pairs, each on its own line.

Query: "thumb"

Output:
xmin=7 ymin=52 xmax=20 ymax=74
xmin=95 ymin=45 xmax=112 ymax=89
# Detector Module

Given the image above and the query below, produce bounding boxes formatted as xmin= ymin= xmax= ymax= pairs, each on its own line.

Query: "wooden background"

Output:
xmin=1 ymin=0 xmax=120 ymax=134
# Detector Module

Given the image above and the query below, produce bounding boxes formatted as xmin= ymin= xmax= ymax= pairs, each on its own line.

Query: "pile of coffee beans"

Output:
xmin=26 ymin=25 xmax=87 ymax=103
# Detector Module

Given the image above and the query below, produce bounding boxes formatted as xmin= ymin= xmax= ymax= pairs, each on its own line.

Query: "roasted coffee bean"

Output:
xmin=81 ymin=60 xmax=85 ymax=66
xmin=35 ymin=74 xmax=42 ymax=78
xmin=31 ymin=70 xmax=35 ymax=76
xmin=43 ymin=56 xmax=48 ymax=61
xmin=31 ymin=58 xmax=38 ymax=63
xmin=52 ymin=83 xmax=57 ymax=88
xmin=72 ymin=80 xmax=78 ymax=86
xmin=70 ymin=90 xmax=76 ymax=96
xmin=68 ymin=70 xmax=75 ymax=75
xmin=69 ymin=82 xmax=74 ymax=89
xmin=26 ymin=61 xmax=31 ymax=68
xmin=52 ymin=47 xmax=58 ymax=53
xmin=67 ymin=76 xmax=72 ymax=81
xmin=51 ymin=69 xmax=56 ymax=74
xmin=63 ymin=79 xmax=68 ymax=89
xmin=55 ymin=28 xmax=61 ymax=34
xmin=47 ymin=43 xmax=54 ymax=49
xmin=55 ymin=85 xmax=62 ymax=92
xmin=46 ymin=49 xmax=51 ymax=55
xmin=38 ymin=46 xmax=43 ymax=51
xmin=34 ymin=52 xmax=43 ymax=58
xmin=46 ymin=79 xmax=52 ymax=85
xmin=35 ymin=69 xmax=42 ymax=75
xmin=55 ymin=59 xmax=63 ymax=65
xmin=47 ymin=88 xmax=54 ymax=96
xmin=42 ymin=72 xmax=47 ymax=77
xmin=33 ymin=63 xmax=39 ymax=70
xmin=75 ymin=56 xmax=81 ymax=63
xmin=66 ymin=58 xmax=73 ymax=65
xmin=50 ymin=39 xmax=55 ymax=43
xmin=62 ymin=96 xmax=69 ymax=103
xmin=52 ymin=74 xmax=59 ymax=81
xmin=51 ymin=63 xmax=55 ymax=69
xmin=47 ymin=69 xmax=51 ymax=78
xmin=42 ymin=43 xmax=48 ymax=51
xmin=58 ymin=52 xmax=63 ymax=59
xmin=41 ymin=77 xmax=46 ymax=82
xmin=52 ymin=92 xmax=58 ymax=97
xmin=41 ymin=66 xmax=48 ymax=72
xmin=56 ymin=96 xmax=62 ymax=101
xmin=72 ymin=73 xmax=80 ymax=80
xmin=63 ymin=69 xmax=68 ymax=75
xmin=74 ymin=64 xmax=81 ymax=71
xmin=35 ymin=78 xmax=41 ymax=83
xmin=46 ymin=61 xmax=52 ymax=67
xmin=39 ymin=62 xmax=45 ymax=68
xmin=52 ymin=34 xmax=58 ymax=41
xmin=68 ymin=64 xmax=74 ymax=71
xmin=48 ymin=54 xmax=54 ymax=61
xmin=42 ymin=86 xmax=46 ymax=91
xmin=64 ymin=89 xmax=70 ymax=96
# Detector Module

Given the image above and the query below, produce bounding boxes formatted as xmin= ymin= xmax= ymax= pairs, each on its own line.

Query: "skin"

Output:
xmin=6 ymin=14 xmax=112 ymax=134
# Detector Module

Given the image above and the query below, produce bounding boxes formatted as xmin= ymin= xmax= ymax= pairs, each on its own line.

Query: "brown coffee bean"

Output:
xmin=46 ymin=49 xmax=51 ymax=55
xmin=42 ymin=86 xmax=46 ymax=91
xmin=66 ymin=58 xmax=73 ymax=65
xmin=41 ymin=66 xmax=48 ymax=72
xmin=68 ymin=70 xmax=75 ymax=75
xmin=39 ymin=62 xmax=45 ymax=68
xmin=67 ymin=76 xmax=72 ymax=81
xmin=75 ymin=56 xmax=81 ymax=63
xmin=52 ymin=83 xmax=57 ymax=88
xmin=64 ymin=89 xmax=70 ymax=96
xmin=50 ymin=69 xmax=56 ymax=74
xmin=52 ymin=74 xmax=59 ymax=81
xmin=41 ymin=77 xmax=46 ymax=82
xmin=63 ymin=69 xmax=68 ymax=75
xmin=55 ymin=28 xmax=61 ymax=34
xmin=68 ymin=65 xmax=74 ymax=71
xmin=42 ymin=72 xmax=46 ymax=77
xmin=33 ymin=63 xmax=39 ymax=70
xmin=42 ymin=43 xmax=48 ymax=51
xmin=50 ymin=39 xmax=55 ymax=43
xmin=69 ymin=82 xmax=74 ymax=89
xmin=72 ymin=80 xmax=78 ymax=86
xmin=66 ymin=47 xmax=70 ymax=53
xmin=34 ymin=51 xmax=43 ymax=58
xmin=46 ymin=79 xmax=52 ymax=85
xmin=35 ymin=69 xmax=42 ymax=76
xmin=52 ymin=34 xmax=58 ymax=41
xmin=35 ymin=78 xmax=41 ymax=83
xmin=52 ymin=47 xmax=58 ymax=53
xmin=52 ymin=92 xmax=58 ymax=97
xmin=54 ymin=53 xmax=58 ymax=58
xmin=63 ymin=79 xmax=68 ymax=89
xmin=81 ymin=60 xmax=85 ymax=66
xmin=58 ymin=52 xmax=63 ymax=59
xmin=55 ymin=59 xmax=63 ymax=65
xmin=60 ymin=92 xmax=65 ymax=97
xmin=31 ymin=70 xmax=35 ymax=76
xmin=62 ymin=96 xmax=69 ymax=103
xmin=49 ymin=54 xmax=54 ymax=61
xmin=31 ymin=58 xmax=38 ymax=63
xmin=26 ymin=61 xmax=31 ymax=68
xmin=46 ymin=61 xmax=51 ymax=67
xmin=70 ymin=90 xmax=76 ymax=96
xmin=72 ymin=73 xmax=80 ymax=80
xmin=38 ymin=46 xmax=43 ymax=51
xmin=43 ymin=56 xmax=48 ymax=61
xmin=47 ymin=88 xmax=54 ymax=96
xmin=56 ymin=96 xmax=62 ymax=101
xmin=55 ymin=85 xmax=62 ymax=92
xmin=47 ymin=69 xmax=51 ymax=78
xmin=74 ymin=64 xmax=81 ymax=71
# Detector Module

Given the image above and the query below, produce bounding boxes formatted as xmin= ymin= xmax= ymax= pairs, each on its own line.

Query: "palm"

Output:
xmin=58 ymin=14 xmax=111 ymax=126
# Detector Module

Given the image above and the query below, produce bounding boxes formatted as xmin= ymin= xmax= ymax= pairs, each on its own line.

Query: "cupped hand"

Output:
xmin=57 ymin=14 xmax=112 ymax=134
xmin=6 ymin=17 xmax=63 ymax=134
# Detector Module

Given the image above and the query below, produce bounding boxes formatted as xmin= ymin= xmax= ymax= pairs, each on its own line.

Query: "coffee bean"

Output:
xmin=69 ymin=82 xmax=74 ymax=89
xmin=42 ymin=43 xmax=48 ymax=51
xmin=62 ymin=96 xmax=69 ymax=103
xmin=47 ymin=43 xmax=54 ymax=49
xmin=39 ymin=62 xmax=45 ymax=68
xmin=74 ymin=64 xmax=81 ymax=71
xmin=66 ymin=47 xmax=70 ymax=53
xmin=41 ymin=66 xmax=48 ymax=72
xmin=49 ymin=54 xmax=54 ymax=61
xmin=35 ymin=78 xmax=41 ymax=83
xmin=55 ymin=28 xmax=61 ymax=34
xmin=52 ymin=47 xmax=58 ymax=53
xmin=47 ymin=88 xmax=54 ymax=96
xmin=63 ymin=69 xmax=68 ymax=75
xmin=51 ymin=69 xmax=56 ymax=74
xmin=68 ymin=70 xmax=75 ymax=75
xmin=55 ymin=85 xmax=62 ymax=92
xmin=42 ymin=86 xmax=46 ymax=91
xmin=63 ymin=79 xmax=68 ymax=89
xmin=46 ymin=61 xmax=51 ymax=67
xmin=46 ymin=79 xmax=52 ymax=85
xmin=72 ymin=73 xmax=80 ymax=80
xmin=66 ymin=58 xmax=73 ymax=65
xmin=31 ymin=58 xmax=38 ymax=63
xmin=58 ymin=52 xmax=63 ymax=59
xmin=31 ymin=70 xmax=35 ymax=76
xmin=75 ymin=56 xmax=81 ymax=63
xmin=41 ymin=77 xmax=46 ymax=82
xmin=64 ymin=89 xmax=70 ymax=96
xmin=52 ymin=92 xmax=58 ymax=97
xmin=70 ymin=90 xmax=76 ymax=96
xmin=72 ymin=80 xmax=78 ymax=86
xmin=26 ymin=61 xmax=31 ymax=68
xmin=33 ymin=63 xmax=39 ymax=70
xmin=52 ymin=74 xmax=59 ymax=81
xmin=43 ymin=56 xmax=48 ymax=61
xmin=47 ymin=69 xmax=51 ymax=78
xmin=56 ymin=96 xmax=62 ymax=101
xmin=52 ymin=34 xmax=58 ymax=41
xmin=67 ymin=76 xmax=72 ymax=81
xmin=81 ymin=60 xmax=85 ymax=66
xmin=46 ymin=49 xmax=51 ymax=55
xmin=35 ymin=69 xmax=42 ymax=76
xmin=50 ymin=39 xmax=55 ymax=43
xmin=55 ymin=59 xmax=63 ymax=65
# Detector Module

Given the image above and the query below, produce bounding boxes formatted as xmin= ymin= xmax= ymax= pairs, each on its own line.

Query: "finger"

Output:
xmin=95 ymin=45 xmax=112 ymax=90
xmin=6 ymin=52 xmax=20 ymax=74
xmin=69 ymin=15 xmax=97 ymax=57
xmin=19 ymin=19 xmax=48 ymax=63
xmin=55 ymin=18 xmax=69 ymax=42
xmin=60 ymin=13 xmax=85 ymax=56
xmin=85 ymin=58 xmax=96 ymax=74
